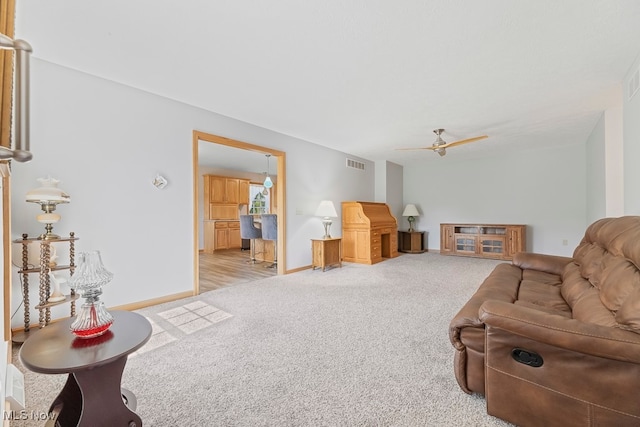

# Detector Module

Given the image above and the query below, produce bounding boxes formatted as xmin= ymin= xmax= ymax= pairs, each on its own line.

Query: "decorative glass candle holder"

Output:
xmin=68 ymin=251 xmax=114 ymax=338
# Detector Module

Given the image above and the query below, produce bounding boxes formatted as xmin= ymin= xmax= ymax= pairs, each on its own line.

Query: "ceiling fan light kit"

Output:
xmin=396 ymin=129 xmax=488 ymax=157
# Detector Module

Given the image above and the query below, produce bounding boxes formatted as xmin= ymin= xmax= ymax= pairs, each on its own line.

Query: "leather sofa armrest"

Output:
xmin=449 ymin=263 xmax=523 ymax=350
xmin=479 ymin=300 xmax=640 ymax=364
xmin=512 ymin=252 xmax=573 ymax=276
xmin=449 ymin=305 xmax=485 ymax=351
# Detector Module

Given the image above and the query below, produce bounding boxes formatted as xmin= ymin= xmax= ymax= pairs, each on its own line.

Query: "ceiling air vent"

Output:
xmin=629 ymin=67 xmax=640 ymax=101
xmin=346 ymin=158 xmax=365 ymax=171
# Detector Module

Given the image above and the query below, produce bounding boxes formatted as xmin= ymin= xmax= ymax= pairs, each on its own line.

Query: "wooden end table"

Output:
xmin=311 ymin=238 xmax=342 ymax=271
xmin=19 ymin=310 xmax=152 ymax=427
xmin=398 ymin=230 xmax=427 ymax=253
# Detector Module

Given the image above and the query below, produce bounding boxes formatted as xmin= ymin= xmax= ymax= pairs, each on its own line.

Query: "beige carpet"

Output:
xmin=10 ymin=253 xmax=514 ymax=427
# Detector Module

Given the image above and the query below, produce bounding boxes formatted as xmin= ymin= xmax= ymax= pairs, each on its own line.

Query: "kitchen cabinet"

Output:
xmin=239 ymin=179 xmax=249 ymax=205
xmin=204 ymin=175 xmax=250 ymax=220
xmin=204 ymin=221 xmax=241 ymax=252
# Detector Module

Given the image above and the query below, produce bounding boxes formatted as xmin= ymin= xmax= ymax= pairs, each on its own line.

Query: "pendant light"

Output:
xmin=263 ymin=154 xmax=273 ymax=189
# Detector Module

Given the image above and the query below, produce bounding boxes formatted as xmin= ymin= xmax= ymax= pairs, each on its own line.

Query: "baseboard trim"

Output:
xmin=110 ymin=291 xmax=195 ymax=312
xmin=285 ymin=265 xmax=312 ymax=274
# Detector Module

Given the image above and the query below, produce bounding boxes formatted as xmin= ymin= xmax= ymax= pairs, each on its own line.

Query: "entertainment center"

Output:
xmin=440 ymin=223 xmax=526 ymax=260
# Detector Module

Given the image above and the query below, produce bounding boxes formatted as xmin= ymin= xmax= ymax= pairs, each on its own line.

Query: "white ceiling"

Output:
xmin=198 ymin=141 xmax=277 ymax=175
xmin=15 ymin=1 xmax=640 ymax=167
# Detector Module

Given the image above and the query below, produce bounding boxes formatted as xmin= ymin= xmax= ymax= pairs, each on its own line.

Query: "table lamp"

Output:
xmin=315 ymin=200 xmax=338 ymax=239
xmin=68 ymin=250 xmax=114 ymax=338
xmin=25 ymin=177 xmax=70 ymax=240
xmin=402 ymin=204 xmax=420 ymax=232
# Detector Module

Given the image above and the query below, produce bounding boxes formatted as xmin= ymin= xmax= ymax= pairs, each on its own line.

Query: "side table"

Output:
xmin=398 ymin=231 xmax=427 ymax=253
xmin=311 ymin=238 xmax=342 ymax=271
xmin=20 ymin=310 xmax=152 ymax=427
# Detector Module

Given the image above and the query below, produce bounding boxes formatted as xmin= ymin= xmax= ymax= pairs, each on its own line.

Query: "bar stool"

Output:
xmin=261 ymin=214 xmax=277 ymax=269
xmin=239 ymin=215 xmax=262 ymax=264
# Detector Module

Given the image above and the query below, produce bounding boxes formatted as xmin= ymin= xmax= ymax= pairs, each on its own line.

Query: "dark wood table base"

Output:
xmin=51 ymin=356 xmax=140 ymax=427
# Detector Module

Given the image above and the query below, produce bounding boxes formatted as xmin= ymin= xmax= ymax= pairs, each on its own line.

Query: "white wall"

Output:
xmin=584 ymin=90 xmax=625 ymax=225
xmin=9 ymin=59 xmax=374 ymax=328
xmin=604 ymin=88 xmax=624 ymax=217
xmin=403 ymin=144 xmax=587 ymax=256
xmin=624 ymin=53 xmax=640 ymax=214
xmin=585 ymin=113 xmax=606 ymax=224
xmin=374 ymin=160 xmax=404 ymax=224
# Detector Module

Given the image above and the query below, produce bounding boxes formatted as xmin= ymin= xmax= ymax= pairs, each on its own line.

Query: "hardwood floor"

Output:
xmin=199 ymin=248 xmax=277 ymax=293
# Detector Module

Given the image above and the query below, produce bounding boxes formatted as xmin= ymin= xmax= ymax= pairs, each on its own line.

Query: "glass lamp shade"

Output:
xmin=25 ymin=177 xmax=70 ymax=204
xmin=263 ymin=153 xmax=274 ymax=188
xmin=26 ymin=177 xmax=70 ymax=240
xmin=68 ymin=251 xmax=114 ymax=338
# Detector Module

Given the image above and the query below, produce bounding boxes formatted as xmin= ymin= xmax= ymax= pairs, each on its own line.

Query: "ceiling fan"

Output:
xmin=396 ymin=129 xmax=488 ymax=157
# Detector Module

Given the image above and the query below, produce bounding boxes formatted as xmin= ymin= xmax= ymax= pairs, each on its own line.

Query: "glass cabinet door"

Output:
xmin=480 ymin=237 xmax=505 ymax=255
xmin=455 ymin=236 xmax=477 ymax=254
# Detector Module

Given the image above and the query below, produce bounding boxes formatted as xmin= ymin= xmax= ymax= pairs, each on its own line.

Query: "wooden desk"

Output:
xmin=311 ymin=238 xmax=342 ymax=271
xmin=20 ymin=311 xmax=151 ymax=427
xmin=341 ymin=201 xmax=398 ymax=264
xmin=398 ymin=231 xmax=427 ymax=253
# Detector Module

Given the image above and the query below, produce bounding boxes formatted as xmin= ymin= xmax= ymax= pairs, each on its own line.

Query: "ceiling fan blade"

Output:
xmin=441 ymin=135 xmax=488 ymax=149
xmin=394 ymin=147 xmax=436 ymax=151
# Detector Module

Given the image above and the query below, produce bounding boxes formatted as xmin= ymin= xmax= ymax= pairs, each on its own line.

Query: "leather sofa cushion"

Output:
xmin=572 ymin=243 xmax=605 ymax=285
xmin=566 ymin=216 xmax=640 ymax=334
xmin=522 ymin=268 xmax=563 ymax=286
xmin=598 ymin=256 xmax=640 ymax=311
xmin=561 ymin=263 xmax=616 ymax=327
xmin=572 ymin=288 xmax=619 ymax=328
xmin=561 ymin=263 xmax=593 ymax=305
xmin=517 ymin=279 xmax=570 ymax=313
xmin=618 ymin=287 xmax=640 ymax=332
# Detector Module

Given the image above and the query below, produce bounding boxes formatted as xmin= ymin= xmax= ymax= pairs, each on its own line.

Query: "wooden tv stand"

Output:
xmin=440 ymin=223 xmax=526 ymax=260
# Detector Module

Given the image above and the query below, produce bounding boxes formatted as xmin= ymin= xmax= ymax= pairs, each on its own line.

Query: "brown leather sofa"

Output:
xmin=449 ymin=216 xmax=640 ymax=426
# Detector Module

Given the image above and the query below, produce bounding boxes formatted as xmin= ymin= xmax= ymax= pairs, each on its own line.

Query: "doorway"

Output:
xmin=192 ymin=131 xmax=286 ymax=295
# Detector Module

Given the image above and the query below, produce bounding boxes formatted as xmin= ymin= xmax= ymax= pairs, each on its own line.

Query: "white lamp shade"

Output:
xmin=263 ymin=175 xmax=273 ymax=189
xmin=26 ymin=177 xmax=70 ymax=204
xmin=402 ymin=204 xmax=419 ymax=217
xmin=315 ymin=200 xmax=338 ymax=218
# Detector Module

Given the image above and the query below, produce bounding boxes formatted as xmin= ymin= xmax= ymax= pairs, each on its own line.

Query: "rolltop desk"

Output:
xmin=341 ymin=201 xmax=399 ymax=264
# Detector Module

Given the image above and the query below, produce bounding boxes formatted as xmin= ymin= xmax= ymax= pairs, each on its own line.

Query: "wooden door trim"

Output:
xmin=192 ymin=131 xmax=286 ymax=295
